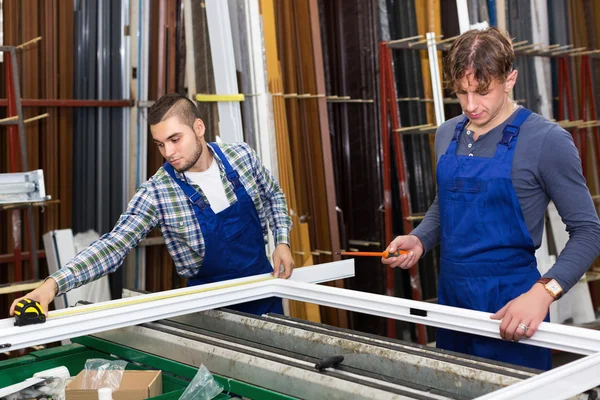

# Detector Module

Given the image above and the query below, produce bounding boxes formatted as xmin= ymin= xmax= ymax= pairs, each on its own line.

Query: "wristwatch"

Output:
xmin=537 ymin=278 xmax=563 ymax=300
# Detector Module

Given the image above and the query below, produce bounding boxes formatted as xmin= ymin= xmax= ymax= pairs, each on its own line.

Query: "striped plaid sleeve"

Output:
xmin=245 ymin=144 xmax=292 ymax=245
xmin=49 ymin=184 xmax=159 ymax=294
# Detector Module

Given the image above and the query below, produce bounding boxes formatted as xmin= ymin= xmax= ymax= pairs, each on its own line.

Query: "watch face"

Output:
xmin=547 ymin=280 xmax=562 ymax=295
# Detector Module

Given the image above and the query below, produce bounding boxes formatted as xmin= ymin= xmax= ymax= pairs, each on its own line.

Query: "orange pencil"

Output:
xmin=335 ymin=250 xmax=409 ymax=258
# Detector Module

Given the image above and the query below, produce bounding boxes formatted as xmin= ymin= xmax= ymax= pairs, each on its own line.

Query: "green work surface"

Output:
xmin=0 ymin=335 xmax=296 ymax=400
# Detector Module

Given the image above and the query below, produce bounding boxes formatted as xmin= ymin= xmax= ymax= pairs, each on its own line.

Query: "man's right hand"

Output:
xmin=381 ymin=235 xmax=424 ymax=269
xmin=9 ymin=278 xmax=58 ymax=317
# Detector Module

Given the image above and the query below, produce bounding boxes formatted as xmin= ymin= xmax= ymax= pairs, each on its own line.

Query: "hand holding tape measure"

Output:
xmin=9 ymin=278 xmax=57 ymax=326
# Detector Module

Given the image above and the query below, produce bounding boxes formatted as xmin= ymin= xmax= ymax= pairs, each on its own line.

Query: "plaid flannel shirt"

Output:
xmin=50 ymin=142 xmax=292 ymax=294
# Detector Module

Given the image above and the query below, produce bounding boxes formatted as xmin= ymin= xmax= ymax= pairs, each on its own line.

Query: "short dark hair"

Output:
xmin=444 ymin=27 xmax=514 ymax=93
xmin=147 ymin=93 xmax=201 ymax=128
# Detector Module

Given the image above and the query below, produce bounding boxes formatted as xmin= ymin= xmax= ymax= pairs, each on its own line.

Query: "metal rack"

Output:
xmin=0 ymin=39 xmax=50 ymax=290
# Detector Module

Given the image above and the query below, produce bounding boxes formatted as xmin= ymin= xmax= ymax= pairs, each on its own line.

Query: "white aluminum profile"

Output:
xmin=273 ymin=280 xmax=600 ymax=355
xmin=476 ymin=351 xmax=600 ymax=400
xmin=135 ymin=0 xmax=151 ymax=290
xmin=0 ymin=170 xmax=49 ymax=204
xmin=205 ymin=0 xmax=244 ymax=143
xmin=1 ymin=279 xmax=274 ymax=352
xmin=0 ymin=261 xmax=354 ymax=352
xmin=120 ymin=0 xmax=131 ymax=212
xmin=426 ymin=32 xmax=445 ymax=127
xmin=231 ymin=0 xmax=279 ymax=177
xmin=456 ymin=0 xmax=470 ymax=34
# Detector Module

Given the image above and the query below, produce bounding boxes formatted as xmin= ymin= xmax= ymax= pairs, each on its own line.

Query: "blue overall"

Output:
xmin=164 ymin=143 xmax=283 ymax=316
xmin=436 ymin=108 xmax=552 ymax=370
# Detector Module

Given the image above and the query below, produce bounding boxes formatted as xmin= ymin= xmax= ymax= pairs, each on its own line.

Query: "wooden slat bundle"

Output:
xmin=260 ymin=0 xmax=320 ymax=323
xmin=190 ymin=0 xmax=219 ymax=142
xmin=318 ymin=0 xmax=386 ymax=336
xmin=275 ymin=0 xmax=346 ymax=327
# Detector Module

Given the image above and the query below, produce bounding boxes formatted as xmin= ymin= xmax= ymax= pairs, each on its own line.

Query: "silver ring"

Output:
xmin=518 ymin=323 xmax=529 ymax=332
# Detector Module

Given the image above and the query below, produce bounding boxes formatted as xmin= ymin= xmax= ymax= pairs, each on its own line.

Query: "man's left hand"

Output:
xmin=272 ymin=244 xmax=294 ymax=279
xmin=490 ymin=283 xmax=554 ymax=342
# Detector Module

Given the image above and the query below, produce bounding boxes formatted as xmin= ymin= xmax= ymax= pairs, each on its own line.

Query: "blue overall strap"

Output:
xmin=208 ymin=143 xmax=243 ymax=189
xmin=445 ymin=116 xmax=469 ymax=155
xmin=163 ymin=161 xmax=210 ymax=212
xmin=452 ymin=116 xmax=469 ymax=141
xmin=499 ymin=108 xmax=532 ymax=148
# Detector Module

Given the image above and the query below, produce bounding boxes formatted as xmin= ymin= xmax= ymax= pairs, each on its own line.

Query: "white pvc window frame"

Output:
xmin=0 ymin=261 xmax=354 ymax=352
xmin=1 ymin=259 xmax=599 ymax=398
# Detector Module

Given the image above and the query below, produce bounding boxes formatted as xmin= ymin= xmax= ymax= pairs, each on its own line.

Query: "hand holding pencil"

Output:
xmin=342 ymin=235 xmax=424 ymax=269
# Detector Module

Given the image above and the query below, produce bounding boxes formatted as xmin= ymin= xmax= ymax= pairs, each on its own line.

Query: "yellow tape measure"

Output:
xmin=13 ymin=298 xmax=46 ymax=326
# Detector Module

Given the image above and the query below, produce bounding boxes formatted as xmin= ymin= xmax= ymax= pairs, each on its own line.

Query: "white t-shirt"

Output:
xmin=184 ymin=158 xmax=230 ymax=213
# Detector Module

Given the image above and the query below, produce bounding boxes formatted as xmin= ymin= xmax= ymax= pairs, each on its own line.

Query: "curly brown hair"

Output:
xmin=443 ymin=27 xmax=514 ymax=94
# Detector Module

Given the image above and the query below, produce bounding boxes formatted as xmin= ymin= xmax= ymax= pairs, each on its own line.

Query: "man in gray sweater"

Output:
xmin=382 ymin=27 xmax=600 ymax=370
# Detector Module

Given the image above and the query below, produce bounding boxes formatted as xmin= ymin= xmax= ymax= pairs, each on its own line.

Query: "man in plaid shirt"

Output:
xmin=11 ymin=93 xmax=294 ymax=316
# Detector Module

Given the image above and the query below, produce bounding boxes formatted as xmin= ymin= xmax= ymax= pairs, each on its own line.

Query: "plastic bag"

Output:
xmin=179 ymin=365 xmax=223 ymax=400
xmin=7 ymin=377 xmax=64 ymax=399
xmin=81 ymin=358 xmax=128 ymax=390
xmin=0 ymin=366 xmax=70 ymax=400
xmin=33 ymin=366 xmax=70 ymax=400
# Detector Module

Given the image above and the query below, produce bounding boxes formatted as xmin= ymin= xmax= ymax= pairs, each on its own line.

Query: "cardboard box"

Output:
xmin=66 ymin=370 xmax=162 ymax=400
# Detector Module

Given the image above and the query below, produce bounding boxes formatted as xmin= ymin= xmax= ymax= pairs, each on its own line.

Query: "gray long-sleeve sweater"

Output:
xmin=411 ymin=109 xmax=600 ymax=293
